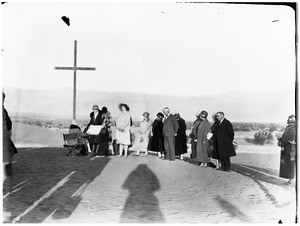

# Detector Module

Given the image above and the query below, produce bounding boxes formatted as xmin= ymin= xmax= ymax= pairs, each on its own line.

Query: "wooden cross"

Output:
xmin=55 ymin=40 xmax=96 ymax=120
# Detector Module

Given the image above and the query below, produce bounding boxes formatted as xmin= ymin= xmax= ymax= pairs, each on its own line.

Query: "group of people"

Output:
xmin=114 ymin=104 xmax=236 ymax=172
xmin=2 ymin=93 xmax=296 ymax=185
xmin=115 ymin=106 xmax=187 ymax=160
xmin=69 ymin=104 xmax=112 ymax=156
xmin=188 ymin=111 xmax=237 ymax=171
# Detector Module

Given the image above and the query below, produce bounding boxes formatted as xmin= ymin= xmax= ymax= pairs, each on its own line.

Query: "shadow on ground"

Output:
xmin=3 ymin=147 xmax=110 ymax=223
xmin=215 ymin=195 xmax=249 ymax=222
xmin=231 ymin=163 xmax=295 ymax=208
xmin=120 ymin=164 xmax=165 ymax=223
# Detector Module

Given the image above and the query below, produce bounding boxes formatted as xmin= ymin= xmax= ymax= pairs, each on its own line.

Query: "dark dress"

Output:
xmin=3 ymin=108 xmax=18 ymax=155
xmin=211 ymin=121 xmax=220 ymax=159
xmin=175 ymin=117 xmax=187 ymax=156
xmin=86 ymin=111 xmax=109 ymax=156
xmin=149 ymin=119 xmax=165 ymax=153
xmin=279 ymin=123 xmax=296 ymax=179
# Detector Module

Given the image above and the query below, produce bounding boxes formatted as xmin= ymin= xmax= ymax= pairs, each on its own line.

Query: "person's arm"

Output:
xmin=282 ymin=126 xmax=296 ymax=147
xmin=121 ymin=114 xmax=131 ymax=130
xmin=183 ymin=120 xmax=187 ymax=131
xmin=225 ymin=120 xmax=234 ymax=141
xmin=203 ymin=122 xmax=211 ymax=143
xmin=173 ymin=116 xmax=179 ymax=135
xmin=145 ymin=120 xmax=152 ymax=135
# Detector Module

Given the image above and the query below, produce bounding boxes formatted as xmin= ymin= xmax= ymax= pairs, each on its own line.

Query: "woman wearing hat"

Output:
xmin=210 ymin=113 xmax=221 ymax=170
xmin=188 ymin=111 xmax=202 ymax=160
xmin=278 ymin=115 xmax=296 ymax=185
xmin=133 ymin=112 xmax=152 ymax=156
xmin=196 ymin=110 xmax=211 ymax=167
xmin=148 ymin=112 xmax=166 ymax=158
xmin=116 ymin=103 xmax=131 ymax=157
xmin=174 ymin=113 xmax=187 ymax=160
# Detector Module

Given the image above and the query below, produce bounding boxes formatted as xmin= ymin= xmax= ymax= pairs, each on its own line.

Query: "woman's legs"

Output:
xmin=157 ymin=152 xmax=162 ymax=158
xmin=215 ymin=159 xmax=220 ymax=169
xmin=123 ymin=145 xmax=128 ymax=157
xmin=118 ymin=144 xmax=123 ymax=157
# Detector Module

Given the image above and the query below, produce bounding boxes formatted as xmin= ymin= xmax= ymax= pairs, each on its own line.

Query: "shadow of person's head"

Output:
xmin=122 ymin=164 xmax=160 ymax=193
xmin=120 ymin=164 xmax=164 ymax=223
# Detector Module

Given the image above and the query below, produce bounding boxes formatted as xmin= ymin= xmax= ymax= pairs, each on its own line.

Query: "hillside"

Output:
xmin=3 ymin=87 xmax=295 ymax=123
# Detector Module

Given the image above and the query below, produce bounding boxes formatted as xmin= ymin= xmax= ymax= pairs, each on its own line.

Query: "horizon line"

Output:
xmin=2 ymin=86 xmax=294 ymax=97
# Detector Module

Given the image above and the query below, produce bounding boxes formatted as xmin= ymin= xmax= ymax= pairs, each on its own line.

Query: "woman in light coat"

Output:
xmin=134 ymin=112 xmax=152 ymax=156
xmin=116 ymin=103 xmax=131 ymax=157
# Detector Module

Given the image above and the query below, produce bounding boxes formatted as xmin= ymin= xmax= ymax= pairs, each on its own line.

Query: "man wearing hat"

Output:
xmin=162 ymin=107 xmax=179 ymax=161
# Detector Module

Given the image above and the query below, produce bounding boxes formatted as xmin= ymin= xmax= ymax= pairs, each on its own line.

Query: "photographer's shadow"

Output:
xmin=120 ymin=164 xmax=165 ymax=223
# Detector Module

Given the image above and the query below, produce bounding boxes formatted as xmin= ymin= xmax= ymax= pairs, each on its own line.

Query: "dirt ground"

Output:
xmin=3 ymin=147 xmax=296 ymax=223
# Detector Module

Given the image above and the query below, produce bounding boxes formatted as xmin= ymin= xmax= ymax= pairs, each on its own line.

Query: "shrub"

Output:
xmin=268 ymin=125 xmax=278 ymax=133
xmin=254 ymin=129 xmax=273 ymax=145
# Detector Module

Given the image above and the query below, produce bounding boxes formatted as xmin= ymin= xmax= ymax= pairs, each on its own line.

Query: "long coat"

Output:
xmin=196 ymin=118 xmax=211 ymax=163
xmin=279 ymin=123 xmax=296 ymax=179
xmin=3 ymin=115 xmax=13 ymax=164
xmin=3 ymin=107 xmax=17 ymax=159
xmin=149 ymin=119 xmax=165 ymax=153
xmin=189 ymin=119 xmax=202 ymax=159
xmin=211 ymin=121 xmax=220 ymax=159
xmin=215 ymin=118 xmax=236 ymax=159
xmin=163 ymin=114 xmax=179 ymax=137
xmin=175 ymin=117 xmax=187 ymax=155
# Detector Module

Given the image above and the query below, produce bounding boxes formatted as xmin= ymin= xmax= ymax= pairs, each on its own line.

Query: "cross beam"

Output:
xmin=55 ymin=40 xmax=96 ymax=120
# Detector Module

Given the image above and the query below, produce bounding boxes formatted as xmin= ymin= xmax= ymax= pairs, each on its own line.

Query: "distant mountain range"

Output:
xmin=3 ymin=87 xmax=295 ymax=123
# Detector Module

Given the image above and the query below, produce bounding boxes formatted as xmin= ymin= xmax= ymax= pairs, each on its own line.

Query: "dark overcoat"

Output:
xmin=163 ymin=114 xmax=179 ymax=137
xmin=175 ymin=117 xmax=187 ymax=155
xmin=88 ymin=111 xmax=103 ymax=126
xmin=3 ymin=107 xmax=18 ymax=156
xmin=211 ymin=121 xmax=220 ymax=159
xmin=215 ymin=118 xmax=236 ymax=158
xmin=279 ymin=123 xmax=296 ymax=179
xmin=149 ymin=119 xmax=165 ymax=153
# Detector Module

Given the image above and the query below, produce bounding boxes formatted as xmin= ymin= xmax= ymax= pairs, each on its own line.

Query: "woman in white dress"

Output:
xmin=116 ymin=103 xmax=131 ymax=157
xmin=134 ymin=112 xmax=152 ymax=156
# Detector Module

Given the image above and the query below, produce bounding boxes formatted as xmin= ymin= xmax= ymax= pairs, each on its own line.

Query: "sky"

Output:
xmin=1 ymin=2 xmax=296 ymax=96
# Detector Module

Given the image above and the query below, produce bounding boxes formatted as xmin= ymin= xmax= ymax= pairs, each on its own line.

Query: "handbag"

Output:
xmin=232 ymin=141 xmax=238 ymax=151
xmin=206 ymin=132 xmax=213 ymax=140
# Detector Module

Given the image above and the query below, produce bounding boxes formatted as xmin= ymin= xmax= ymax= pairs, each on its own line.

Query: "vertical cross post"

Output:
xmin=73 ymin=40 xmax=77 ymax=120
xmin=54 ymin=40 xmax=96 ymax=120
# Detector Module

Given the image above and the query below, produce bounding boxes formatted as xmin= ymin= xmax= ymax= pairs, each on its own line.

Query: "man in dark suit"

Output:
xmin=215 ymin=112 xmax=236 ymax=171
xmin=162 ymin=107 xmax=179 ymax=161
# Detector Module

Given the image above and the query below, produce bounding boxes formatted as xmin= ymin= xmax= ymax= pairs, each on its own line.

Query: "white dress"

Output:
xmin=116 ymin=111 xmax=131 ymax=145
xmin=136 ymin=119 xmax=152 ymax=153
